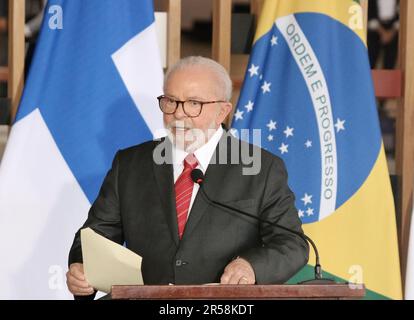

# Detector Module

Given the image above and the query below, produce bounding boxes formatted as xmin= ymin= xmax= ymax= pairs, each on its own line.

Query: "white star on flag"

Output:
xmin=305 ymin=140 xmax=312 ymax=148
xmin=284 ymin=126 xmax=294 ymax=138
xmin=306 ymin=207 xmax=314 ymax=216
xmin=261 ymin=81 xmax=271 ymax=94
xmin=301 ymin=193 xmax=313 ymax=206
xmin=234 ymin=109 xmax=244 ymax=121
xmin=335 ymin=118 xmax=346 ymax=133
xmin=248 ymin=64 xmax=259 ymax=77
xmin=244 ymin=100 xmax=254 ymax=112
xmin=279 ymin=143 xmax=289 ymax=154
xmin=267 ymin=134 xmax=274 ymax=142
xmin=266 ymin=120 xmax=277 ymax=131
xmin=298 ymin=210 xmax=304 ymax=218
xmin=271 ymin=35 xmax=278 ymax=46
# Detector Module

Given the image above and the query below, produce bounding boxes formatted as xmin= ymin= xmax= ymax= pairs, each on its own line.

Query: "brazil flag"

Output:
xmin=231 ymin=0 xmax=402 ymax=299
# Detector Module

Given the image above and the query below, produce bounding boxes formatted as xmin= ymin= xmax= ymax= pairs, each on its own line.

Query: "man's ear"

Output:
xmin=217 ymin=102 xmax=233 ymax=124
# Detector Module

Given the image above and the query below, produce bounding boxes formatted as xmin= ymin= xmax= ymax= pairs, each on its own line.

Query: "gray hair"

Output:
xmin=164 ymin=56 xmax=233 ymax=101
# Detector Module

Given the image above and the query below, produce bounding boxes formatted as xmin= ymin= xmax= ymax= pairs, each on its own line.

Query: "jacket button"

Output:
xmin=176 ymin=259 xmax=182 ymax=266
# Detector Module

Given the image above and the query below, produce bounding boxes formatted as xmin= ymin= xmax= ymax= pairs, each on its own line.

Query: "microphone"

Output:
xmin=191 ymin=169 xmax=334 ymax=284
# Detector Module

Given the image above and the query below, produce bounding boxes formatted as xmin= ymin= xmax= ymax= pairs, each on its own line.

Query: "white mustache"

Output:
xmin=166 ymin=121 xmax=193 ymax=130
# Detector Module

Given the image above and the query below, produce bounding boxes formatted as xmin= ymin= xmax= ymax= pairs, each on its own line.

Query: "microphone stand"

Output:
xmin=192 ymin=170 xmax=335 ymax=285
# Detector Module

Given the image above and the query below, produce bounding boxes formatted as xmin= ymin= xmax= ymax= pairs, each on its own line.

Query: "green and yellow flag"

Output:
xmin=231 ymin=0 xmax=402 ymax=299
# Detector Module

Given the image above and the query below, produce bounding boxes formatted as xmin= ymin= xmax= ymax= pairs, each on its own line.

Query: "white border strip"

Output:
xmin=276 ymin=15 xmax=337 ymax=219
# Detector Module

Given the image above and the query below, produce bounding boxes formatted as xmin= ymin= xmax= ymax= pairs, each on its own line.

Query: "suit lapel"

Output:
xmin=152 ymin=139 xmax=180 ymax=246
xmin=182 ymin=163 xmax=221 ymax=239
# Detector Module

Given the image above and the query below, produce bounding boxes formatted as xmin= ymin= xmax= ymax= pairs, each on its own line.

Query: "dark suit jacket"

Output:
xmin=69 ymin=133 xmax=309 ymax=289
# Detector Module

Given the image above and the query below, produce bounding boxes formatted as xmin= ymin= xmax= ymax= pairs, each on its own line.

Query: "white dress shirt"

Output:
xmin=172 ymin=126 xmax=224 ymax=215
xmin=378 ymin=0 xmax=397 ymax=21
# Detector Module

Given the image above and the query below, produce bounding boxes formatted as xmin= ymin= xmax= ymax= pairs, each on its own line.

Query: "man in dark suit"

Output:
xmin=368 ymin=0 xmax=399 ymax=69
xmin=66 ymin=56 xmax=309 ymax=297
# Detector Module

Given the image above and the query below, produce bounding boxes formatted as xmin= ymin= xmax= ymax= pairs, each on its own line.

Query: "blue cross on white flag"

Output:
xmin=0 ymin=0 xmax=164 ymax=299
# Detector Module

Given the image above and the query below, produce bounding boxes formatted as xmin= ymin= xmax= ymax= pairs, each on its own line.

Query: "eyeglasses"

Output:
xmin=157 ymin=95 xmax=227 ymax=118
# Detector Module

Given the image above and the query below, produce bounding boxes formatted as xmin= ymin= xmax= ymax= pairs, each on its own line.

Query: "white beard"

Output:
xmin=165 ymin=120 xmax=218 ymax=152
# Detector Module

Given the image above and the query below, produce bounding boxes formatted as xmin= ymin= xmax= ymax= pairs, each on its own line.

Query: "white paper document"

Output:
xmin=81 ymin=228 xmax=143 ymax=293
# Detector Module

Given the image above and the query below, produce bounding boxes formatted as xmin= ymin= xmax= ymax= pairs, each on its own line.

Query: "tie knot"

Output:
xmin=184 ymin=153 xmax=198 ymax=170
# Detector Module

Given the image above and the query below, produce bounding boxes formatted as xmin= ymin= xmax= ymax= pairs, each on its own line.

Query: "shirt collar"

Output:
xmin=172 ymin=126 xmax=224 ymax=172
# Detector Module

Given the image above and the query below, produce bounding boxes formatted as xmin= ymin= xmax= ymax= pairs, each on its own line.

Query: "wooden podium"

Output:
xmin=111 ymin=283 xmax=365 ymax=300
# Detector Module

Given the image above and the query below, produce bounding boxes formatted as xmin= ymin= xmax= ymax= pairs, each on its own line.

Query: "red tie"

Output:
xmin=175 ymin=154 xmax=198 ymax=239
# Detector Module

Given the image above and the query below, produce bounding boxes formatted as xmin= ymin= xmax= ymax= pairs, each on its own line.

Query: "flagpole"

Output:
xmin=360 ymin=0 xmax=368 ymax=36
xmin=396 ymin=0 xmax=414 ymax=293
xmin=7 ymin=0 xmax=25 ymax=123
xmin=212 ymin=0 xmax=231 ymax=72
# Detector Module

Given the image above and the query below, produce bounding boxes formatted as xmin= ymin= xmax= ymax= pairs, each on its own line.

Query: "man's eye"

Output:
xmin=189 ymin=101 xmax=201 ymax=107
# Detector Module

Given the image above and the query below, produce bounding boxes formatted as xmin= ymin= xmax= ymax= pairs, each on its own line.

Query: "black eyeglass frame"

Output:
xmin=157 ymin=95 xmax=227 ymax=118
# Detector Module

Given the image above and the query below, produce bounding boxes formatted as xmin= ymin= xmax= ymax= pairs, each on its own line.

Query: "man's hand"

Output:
xmin=66 ymin=263 xmax=95 ymax=296
xmin=220 ymin=257 xmax=256 ymax=284
xmin=378 ymin=26 xmax=397 ymax=45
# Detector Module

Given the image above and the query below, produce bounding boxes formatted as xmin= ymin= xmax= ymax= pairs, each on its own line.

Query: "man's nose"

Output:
xmin=174 ymin=102 xmax=187 ymax=119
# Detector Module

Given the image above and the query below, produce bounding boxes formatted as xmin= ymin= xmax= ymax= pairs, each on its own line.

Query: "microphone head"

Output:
xmin=191 ymin=169 xmax=204 ymax=185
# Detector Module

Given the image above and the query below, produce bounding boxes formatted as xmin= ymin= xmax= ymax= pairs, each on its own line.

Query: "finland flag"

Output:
xmin=0 ymin=0 xmax=165 ymax=299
